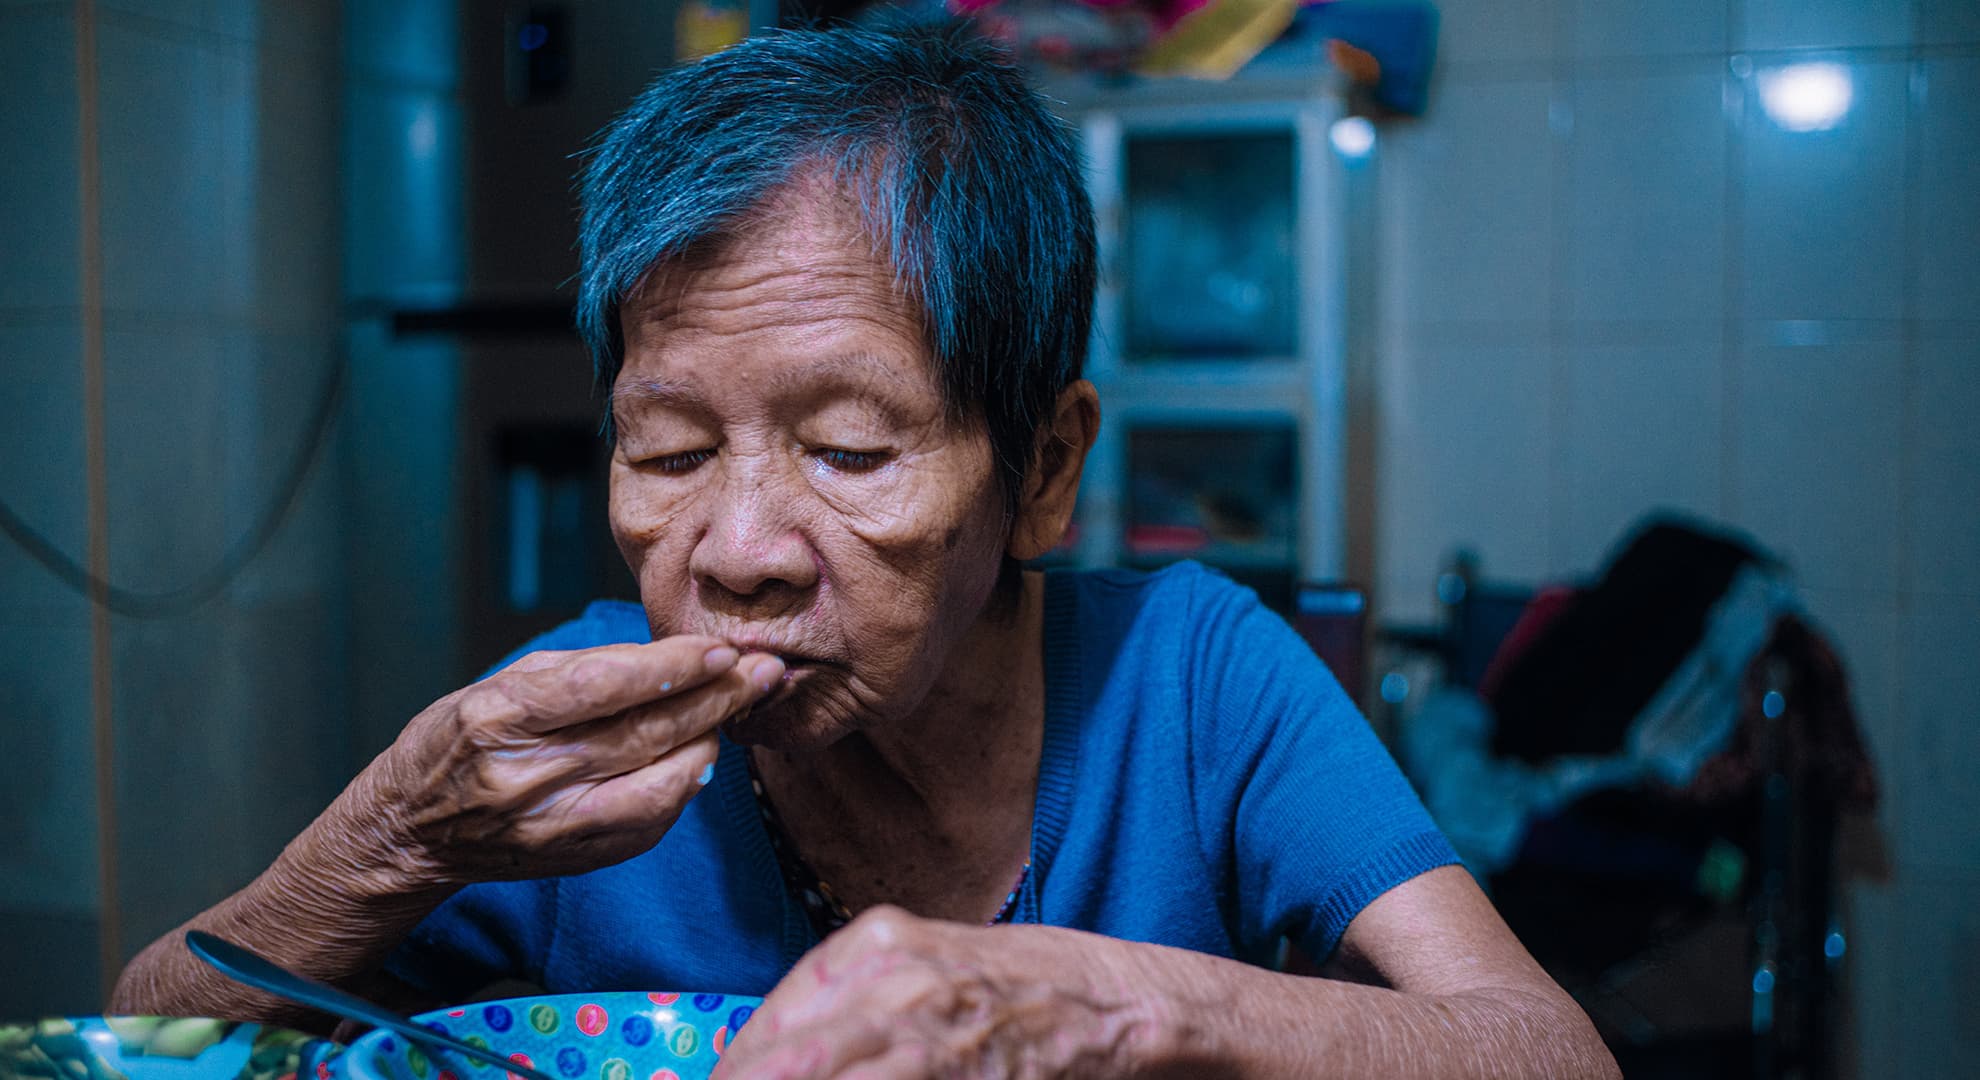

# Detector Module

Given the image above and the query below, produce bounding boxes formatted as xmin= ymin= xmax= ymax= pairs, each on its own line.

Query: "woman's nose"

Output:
xmin=688 ymin=468 xmax=820 ymax=605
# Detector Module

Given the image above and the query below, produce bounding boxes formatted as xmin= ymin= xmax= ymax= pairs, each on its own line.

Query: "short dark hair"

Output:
xmin=577 ymin=20 xmax=1096 ymax=514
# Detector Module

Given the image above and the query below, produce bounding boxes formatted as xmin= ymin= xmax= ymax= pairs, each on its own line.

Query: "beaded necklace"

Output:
xmin=743 ymin=751 xmax=1031 ymax=938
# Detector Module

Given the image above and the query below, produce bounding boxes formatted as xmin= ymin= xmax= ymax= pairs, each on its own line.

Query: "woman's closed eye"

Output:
xmin=813 ymin=447 xmax=889 ymax=473
xmin=646 ymin=448 xmax=716 ymax=474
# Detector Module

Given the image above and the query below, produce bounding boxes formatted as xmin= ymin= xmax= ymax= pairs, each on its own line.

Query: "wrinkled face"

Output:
xmin=608 ymin=193 xmax=1011 ymax=750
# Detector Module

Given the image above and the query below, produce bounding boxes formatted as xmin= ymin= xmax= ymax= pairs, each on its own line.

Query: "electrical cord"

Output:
xmin=0 ymin=350 xmax=348 ymax=618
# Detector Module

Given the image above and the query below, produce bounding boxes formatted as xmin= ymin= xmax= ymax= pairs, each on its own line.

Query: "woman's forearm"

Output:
xmin=109 ymin=767 xmax=455 ymax=1027
xmin=1109 ymin=937 xmax=1620 ymax=1080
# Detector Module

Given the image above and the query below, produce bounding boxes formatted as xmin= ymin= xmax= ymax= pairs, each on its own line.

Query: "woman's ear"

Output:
xmin=1008 ymin=381 xmax=1101 ymax=562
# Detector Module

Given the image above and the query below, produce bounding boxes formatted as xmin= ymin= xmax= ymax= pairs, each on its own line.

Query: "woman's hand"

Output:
xmin=365 ymin=636 xmax=786 ymax=885
xmin=712 ymin=908 xmax=1173 ymax=1080
xmin=714 ymin=868 xmax=1621 ymax=1079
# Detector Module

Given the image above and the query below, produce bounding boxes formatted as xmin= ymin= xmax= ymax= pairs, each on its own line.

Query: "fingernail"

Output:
xmin=749 ymin=654 xmax=786 ymax=690
xmin=704 ymin=645 xmax=739 ymax=670
xmin=696 ymin=762 xmax=716 ymax=786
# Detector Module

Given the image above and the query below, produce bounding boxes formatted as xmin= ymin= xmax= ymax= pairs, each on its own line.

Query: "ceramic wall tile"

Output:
xmin=1739 ymin=0 xmax=1912 ymax=50
xmin=250 ymin=35 xmax=341 ymax=334
xmin=0 ymin=608 xmax=98 ymax=916
xmin=1914 ymin=0 xmax=1980 ymax=46
xmin=1740 ymin=60 xmax=1908 ymax=323
xmin=1555 ymin=340 xmax=1724 ymax=575
xmin=1838 ymin=880 xmax=1903 ymax=1080
xmin=95 ymin=19 xmax=255 ymax=321
xmin=225 ymin=601 xmax=352 ymax=865
xmin=220 ymin=334 xmax=347 ymax=609
xmin=1731 ymin=341 xmax=1904 ymax=596
xmin=1914 ymin=58 xmax=1980 ymax=326
xmin=108 ymin=607 xmax=245 ymax=956
xmin=1896 ymin=872 xmax=1980 ymax=1073
xmin=1433 ymin=0 xmax=1557 ymax=67
xmin=0 ymin=323 xmax=88 ymax=612
xmin=1378 ymin=80 xmax=1555 ymax=327
xmin=1375 ymin=341 xmax=1554 ymax=596
xmin=0 ymin=7 xmax=79 ymax=313
xmin=99 ymin=0 xmax=256 ymax=44
xmin=1908 ymin=339 xmax=1980 ymax=600
xmin=0 ymin=910 xmax=101 ymax=1018
xmin=1568 ymin=0 xmax=1727 ymax=58
xmin=1897 ymin=603 xmax=1980 ymax=871
xmin=100 ymin=327 xmax=228 ymax=593
xmin=1564 ymin=66 xmax=1729 ymax=324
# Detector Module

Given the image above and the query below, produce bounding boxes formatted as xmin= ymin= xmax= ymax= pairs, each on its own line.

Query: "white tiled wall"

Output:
xmin=1554 ymin=339 xmax=1723 ymax=567
xmin=1562 ymin=64 xmax=1728 ymax=325
xmin=1914 ymin=58 xmax=1980 ymax=325
xmin=0 ymin=1 xmax=350 ymax=1011
xmin=1372 ymin=2 xmax=1980 ymax=1073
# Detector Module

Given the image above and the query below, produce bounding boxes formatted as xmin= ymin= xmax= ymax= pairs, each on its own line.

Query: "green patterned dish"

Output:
xmin=0 ymin=1016 xmax=339 ymax=1080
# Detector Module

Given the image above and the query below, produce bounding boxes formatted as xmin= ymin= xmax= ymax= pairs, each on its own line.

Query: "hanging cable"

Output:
xmin=0 ymin=349 xmax=348 ymax=618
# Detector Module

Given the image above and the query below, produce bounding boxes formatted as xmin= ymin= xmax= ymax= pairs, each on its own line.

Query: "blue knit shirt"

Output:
xmin=386 ymin=562 xmax=1456 ymax=999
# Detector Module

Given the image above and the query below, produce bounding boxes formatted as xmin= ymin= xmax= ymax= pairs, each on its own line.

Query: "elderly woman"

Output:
xmin=115 ymin=21 xmax=1616 ymax=1079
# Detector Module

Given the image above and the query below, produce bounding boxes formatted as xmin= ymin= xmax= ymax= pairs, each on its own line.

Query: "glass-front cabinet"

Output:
xmin=1047 ymin=90 xmax=1347 ymax=614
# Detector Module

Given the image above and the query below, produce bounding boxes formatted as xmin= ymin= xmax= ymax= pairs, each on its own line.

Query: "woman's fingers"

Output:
xmin=532 ymin=730 xmax=723 ymax=831
xmin=478 ymin=636 xmax=742 ymax=736
xmin=383 ymin=634 xmax=784 ymax=883
xmin=543 ymin=652 xmax=784 ymax=776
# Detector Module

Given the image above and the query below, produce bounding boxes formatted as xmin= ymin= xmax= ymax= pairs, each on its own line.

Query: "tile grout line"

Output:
xmin=1719 ymin=0 xmax=1745 ymax=533
xmin=1894 ymin=59 xmax=1924 ymax=623
xmin=74 ymin=0 xmax=121 ymax=1004
xmin=1545 ymin=0 xmax=1574 ymax=576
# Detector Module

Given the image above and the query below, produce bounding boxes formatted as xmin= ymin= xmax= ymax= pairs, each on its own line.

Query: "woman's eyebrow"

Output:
xmin=766 ymin=353 xmax=922 ymax=413
xmin=612 ymin=377 xmax=706 ymax=417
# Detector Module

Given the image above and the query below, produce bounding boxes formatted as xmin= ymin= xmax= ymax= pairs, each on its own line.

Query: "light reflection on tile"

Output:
xmin=1741 ymin=60 xmax=1908 ymax=322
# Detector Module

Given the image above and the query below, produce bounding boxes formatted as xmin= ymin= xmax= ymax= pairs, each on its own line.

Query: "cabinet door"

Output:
xmin=1122 ymin=129 xmax=1299 ymax=363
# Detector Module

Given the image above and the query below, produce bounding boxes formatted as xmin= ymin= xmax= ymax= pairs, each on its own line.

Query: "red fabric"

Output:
xmin=1478 ymin=585 xmax=1579 ymax=700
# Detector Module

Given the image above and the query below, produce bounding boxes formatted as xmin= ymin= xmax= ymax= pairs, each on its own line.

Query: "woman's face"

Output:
xmin=608 ymin=193 xmax=1012 ymax=750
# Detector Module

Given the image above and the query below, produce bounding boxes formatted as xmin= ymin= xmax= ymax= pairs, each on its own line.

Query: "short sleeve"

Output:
xmin=1181 ymin=568 xmax=1457 ymax=961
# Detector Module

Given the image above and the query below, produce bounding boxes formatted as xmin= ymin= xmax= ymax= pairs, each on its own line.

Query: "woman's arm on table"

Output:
xmin=111 ymin=638 xmax=783 ymax=1027
xmin=715 ymin=865 xmax=1619 ymax=1079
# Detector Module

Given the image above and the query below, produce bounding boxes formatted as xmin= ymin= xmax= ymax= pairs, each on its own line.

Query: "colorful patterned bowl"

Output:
xmin=0 ymin=1016 xmax=340 ymax=1080
xmin=340 ymin=993 xmax=761 ymax=1080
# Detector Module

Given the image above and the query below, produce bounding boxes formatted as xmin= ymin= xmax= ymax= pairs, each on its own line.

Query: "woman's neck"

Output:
xmin=748 ymin=570 xmax=1047 ymax=916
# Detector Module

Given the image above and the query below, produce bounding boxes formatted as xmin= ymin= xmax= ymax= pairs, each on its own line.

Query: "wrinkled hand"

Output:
xmin=358 ymin=636 xmax=785 ymax=885
xmin=714 ymin=908 xmax=1172 ymax=1080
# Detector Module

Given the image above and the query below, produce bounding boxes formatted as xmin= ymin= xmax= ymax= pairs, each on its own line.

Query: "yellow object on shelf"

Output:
xmin=1136 ymin=0 xmax=1303 ymax=79
xmin=676 ymin=0 xmax=749 ymax=63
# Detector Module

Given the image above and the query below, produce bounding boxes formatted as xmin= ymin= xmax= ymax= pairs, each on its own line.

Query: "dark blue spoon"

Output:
xmin=184 ymin=930 xmax=557 ymax=1080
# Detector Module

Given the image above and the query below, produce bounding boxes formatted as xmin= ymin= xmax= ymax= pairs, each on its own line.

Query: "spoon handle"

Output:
xmin=184 ymin=931 xmax=559 ymax=1080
